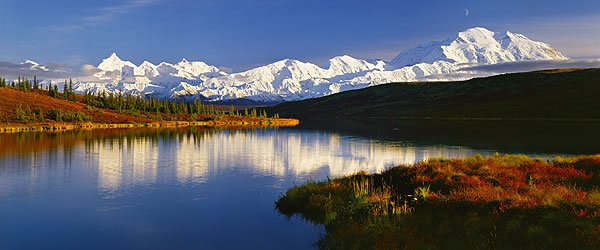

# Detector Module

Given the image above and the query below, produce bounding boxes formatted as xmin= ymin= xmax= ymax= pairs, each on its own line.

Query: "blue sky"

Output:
xmin=1 ymin=0 xmax=599 ymax=71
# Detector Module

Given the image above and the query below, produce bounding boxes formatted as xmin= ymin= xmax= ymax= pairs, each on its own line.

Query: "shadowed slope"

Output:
xmin=268 ymin=68 xmax=600 ymax=119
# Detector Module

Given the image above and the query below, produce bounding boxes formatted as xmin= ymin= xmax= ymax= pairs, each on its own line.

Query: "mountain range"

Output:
xmin=34 ymin=27 xmax=568 ymax=103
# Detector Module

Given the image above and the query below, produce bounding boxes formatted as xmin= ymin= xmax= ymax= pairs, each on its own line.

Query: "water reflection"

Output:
xmin=0 ymin=127 xmax=491 ymax=195
xmin=88 ymin=137 xmax=160 ymax=191
xmin=298 ymin=119 xmax=600 ymax=154
xmin=0 ymin=125 xmax=582 ymax=249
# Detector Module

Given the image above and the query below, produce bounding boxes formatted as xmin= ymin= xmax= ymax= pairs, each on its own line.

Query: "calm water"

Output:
xmin=1 ymin=120 xmax=599 ymax=249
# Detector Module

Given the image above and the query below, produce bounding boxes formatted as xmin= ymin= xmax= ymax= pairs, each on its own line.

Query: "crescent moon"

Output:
xmin=465 ymin=9 xmax=470 ymax=16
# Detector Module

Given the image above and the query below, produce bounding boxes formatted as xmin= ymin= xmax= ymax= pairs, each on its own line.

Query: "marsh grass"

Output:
xmin=276 ymin=154 xmax=600 ymax=249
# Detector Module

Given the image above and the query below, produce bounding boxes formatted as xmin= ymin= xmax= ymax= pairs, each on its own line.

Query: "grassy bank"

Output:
xmin=276 ymin=155 xmax=600 ymax=249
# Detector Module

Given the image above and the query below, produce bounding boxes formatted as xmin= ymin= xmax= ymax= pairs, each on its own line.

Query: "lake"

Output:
xmin=1 ymin=119 xmax=599 ymax=249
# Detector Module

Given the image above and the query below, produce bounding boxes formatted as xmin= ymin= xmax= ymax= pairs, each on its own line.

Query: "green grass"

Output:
xmin=276 ymin=154 xmax=600 ymax=249
xmin=268 ymin=68 xmax=600 ymax=119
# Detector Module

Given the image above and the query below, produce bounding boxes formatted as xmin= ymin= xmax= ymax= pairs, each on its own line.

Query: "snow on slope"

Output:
xmin=390 ymin=27 xmax=567 ymax=67
xmin=196 ymin=56 xmax=391 ymax=102
xmin=66 ymin=27 xmax=567 ymax=102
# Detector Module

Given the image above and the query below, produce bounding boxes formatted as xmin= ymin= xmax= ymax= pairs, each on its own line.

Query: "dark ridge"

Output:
xmin=267 ymin=68 xmax=600 ymax=120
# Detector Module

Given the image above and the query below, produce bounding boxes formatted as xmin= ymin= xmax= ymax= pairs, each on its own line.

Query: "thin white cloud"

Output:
xmin=417 ymin=59 xmax=600 ymax=81
xmin=0 ymin=61 xmax=75 ymax=79
xmin=487 ymin=14 xmax=600 ymax=59
xmin=47 ymin=0 xmax=161 ymax=32
xmin=459 ymin=60 xmax=600 ymax=74
xmin=0 ymin=61 xmax=113 ymax=83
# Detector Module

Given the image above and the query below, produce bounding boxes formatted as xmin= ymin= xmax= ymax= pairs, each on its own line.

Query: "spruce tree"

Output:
xmin=63 ymin=80 xmax=68 ymax=99
xmin=68 ymin=79 xmax=74 ymax=100
xmin=33 ymin=76 xmax=39 ymax=90
xmin=48 ymin=84 xmax=54 ymax=97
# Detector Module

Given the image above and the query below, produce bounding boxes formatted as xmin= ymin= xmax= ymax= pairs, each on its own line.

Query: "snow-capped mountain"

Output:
xmin=389 ymin=27 xmax=566 ymax=68
xmin=57 ymin=27 xmax=570 ymax=102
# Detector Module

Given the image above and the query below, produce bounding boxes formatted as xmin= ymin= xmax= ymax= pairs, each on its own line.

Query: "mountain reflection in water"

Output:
xmin=1 ymin=127 xmax=485 ymax=195
xmin=0 ymin=123 xmax=587 ymax=249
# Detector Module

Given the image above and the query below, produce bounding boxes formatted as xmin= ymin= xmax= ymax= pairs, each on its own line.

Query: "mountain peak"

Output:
xmin=327 ymin=55 xmax=385 ymax=75
xmin=108 ymin=52 xmax=121 ymax=60
xmin=98 ymin=52 xmax=136 ymax=72
xmin=139 ymin=61 xmax=157 ymax=69
xmin=101 ymin=53 xmax=126 ymax=64
xmin=456 ymin=27 xmax=496 ymax=42
xmin=390 ymin=27 xmax=567 ymax=68
xmin=331 ymin=55 xmax=354 ymax=60
xmin=329 ymin=55 xmax=361 ymax=64
xmin=275 ymin=58 xmax=293 ymax=64
xmin=264 ymin=59 xmax=304 ymax=69
xmin=461 ymin=27 xmax=493 ymax=34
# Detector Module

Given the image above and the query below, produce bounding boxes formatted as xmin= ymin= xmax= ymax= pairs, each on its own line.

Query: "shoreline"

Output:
xmin=298 ymin=116 xmax=600 ymax=122
xmin=0 ymin=118 xmax=300 ymax=133
xmin=276 ymin=154 xmax=600 ymax=249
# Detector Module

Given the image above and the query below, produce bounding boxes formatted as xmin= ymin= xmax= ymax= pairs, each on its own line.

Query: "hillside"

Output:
xmin=0 ymin=88 xmax=152 ymax=124
xmin=0 ymin=87 xmax=298 ymax=132
xmin=267 ymin=68 xmax=600 ymax=119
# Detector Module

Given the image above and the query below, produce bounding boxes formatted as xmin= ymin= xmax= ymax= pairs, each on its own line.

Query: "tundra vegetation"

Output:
xmin=276 ymin=154 xmax=600 ymax=249
xmin=0 ymin=75 xmax=283 ymax=125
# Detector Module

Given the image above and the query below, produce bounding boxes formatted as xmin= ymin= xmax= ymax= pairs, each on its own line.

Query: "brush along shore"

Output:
xmin=0 ymin=118 xmax=299 ymax=133
xmin=276 ymin=154 xmax=600 ymax=249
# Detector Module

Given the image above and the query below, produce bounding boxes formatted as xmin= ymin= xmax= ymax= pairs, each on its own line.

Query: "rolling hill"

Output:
xmin=0 ymin=87 xmax=298 ymax=132
xmin=0 ymin=88 xmax=152 ymax=124
xmin=267 ymin=68 xmax=600 ymax=119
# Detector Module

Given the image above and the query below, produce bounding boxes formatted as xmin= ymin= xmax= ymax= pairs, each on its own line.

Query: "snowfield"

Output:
xmin=39 ymin=27 xmax=568 ymax=102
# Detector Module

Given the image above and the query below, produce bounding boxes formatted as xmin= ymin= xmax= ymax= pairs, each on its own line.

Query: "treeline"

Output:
xmin=1 ymin=75 xmax=281 ymax=120
xmin=48 ymin=79 xmax=76 ymax=101
xmin=0 ymin=76 xmax=41 ymax=91
xmin=81 ymin=91 xmax=278 ymax=118
xmin=0 ymin=76 xmax=75 ymax=101
xmin=15 ymin=105 xmax=91 ymax=123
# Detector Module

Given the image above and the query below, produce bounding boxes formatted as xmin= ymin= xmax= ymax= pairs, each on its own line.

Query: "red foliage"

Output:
xmin=398 ymin=155 xmax=600 ymax=210
xmin=0 ymin=88 xmax=152 ymax=124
